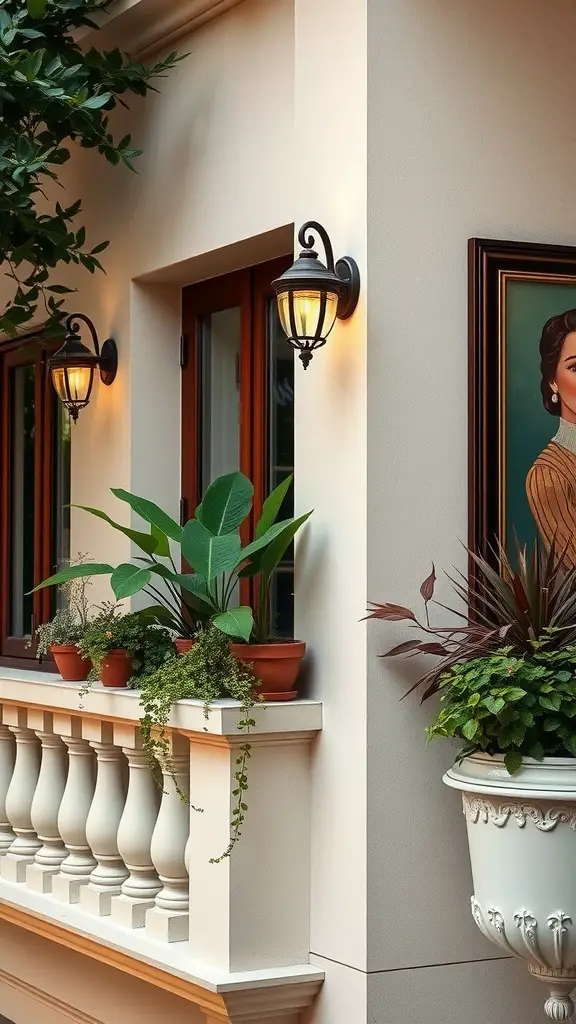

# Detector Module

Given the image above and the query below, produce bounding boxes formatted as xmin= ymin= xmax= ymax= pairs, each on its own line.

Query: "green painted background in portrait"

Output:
xmin=505 ymin=279 xmax=576 ymax=551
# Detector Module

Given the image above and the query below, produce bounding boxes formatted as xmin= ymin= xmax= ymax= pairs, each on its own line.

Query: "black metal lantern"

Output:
xmin=272 ymin=221 xmax=360 ymax=368
xmin=49 ymin=313 xmax=118 ymax=422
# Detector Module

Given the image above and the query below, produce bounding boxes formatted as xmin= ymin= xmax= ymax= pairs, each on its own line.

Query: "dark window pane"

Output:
xmin=267 ymin=298 xmax=295 ymax=638
xmin=9 ymin=364 xmax=35 ymax=637
xmin=53 ymin=397 xmax=71 ymax=608
xmin=198 ymin=308 xmax=241 ymax=495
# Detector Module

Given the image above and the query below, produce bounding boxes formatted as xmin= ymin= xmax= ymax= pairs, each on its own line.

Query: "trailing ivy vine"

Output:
xmin=0 ymin=0 xmax=182 ymax=335
xmin=138 ymin=626 xmax=258 ymax=860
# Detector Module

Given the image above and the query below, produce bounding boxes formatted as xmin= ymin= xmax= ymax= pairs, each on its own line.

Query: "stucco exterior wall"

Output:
xmin=367 ymin=0 xmax=576 ymax=1020
xmin=62 ymin=0 xmax=294 ymax=572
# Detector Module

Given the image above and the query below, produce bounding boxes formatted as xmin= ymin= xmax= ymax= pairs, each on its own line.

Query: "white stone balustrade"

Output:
xmin=0 ymin=669 xmax=323 ymax=1024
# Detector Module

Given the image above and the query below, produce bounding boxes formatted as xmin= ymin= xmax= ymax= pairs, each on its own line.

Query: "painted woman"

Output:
xmin=526 ymin=309 xmax=576 ymax=567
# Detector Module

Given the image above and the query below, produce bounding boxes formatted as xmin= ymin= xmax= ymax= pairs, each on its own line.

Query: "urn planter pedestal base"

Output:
xmin=445 ymin=754 xmax=576 ymax=1022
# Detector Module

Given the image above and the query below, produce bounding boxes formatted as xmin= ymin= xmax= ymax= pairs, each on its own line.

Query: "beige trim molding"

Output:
xmin=0 ymin=902 xmax=227 ymax=1018
xmin=83 ymin=0 xmax=248 ymax=59
xmin=0 ymin=903 xmax=323 ymax=1023
xmin=0 ymin=966 xmax=103 ymax=1024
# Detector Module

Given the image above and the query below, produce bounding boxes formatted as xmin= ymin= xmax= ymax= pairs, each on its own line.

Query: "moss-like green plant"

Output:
xmin=139 ymin=626 xmax=258 ymax=860
xmin=78 ymin=603 xmax=174 ymax=680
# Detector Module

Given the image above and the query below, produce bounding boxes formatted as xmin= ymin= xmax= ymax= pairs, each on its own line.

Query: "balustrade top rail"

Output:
xmin=0 ymin=667 xmax=323 ymax=737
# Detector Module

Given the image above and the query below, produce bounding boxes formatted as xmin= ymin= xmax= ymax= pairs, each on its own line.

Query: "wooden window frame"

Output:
xmin=0 ymin=336 xmax=60 ymax=665
xmin=181 ymin=255 xmax=292 ymax=609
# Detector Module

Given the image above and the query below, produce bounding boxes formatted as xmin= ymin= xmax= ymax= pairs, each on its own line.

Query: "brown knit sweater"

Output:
xmin=526 ymin=442 xmax=576 ymax=568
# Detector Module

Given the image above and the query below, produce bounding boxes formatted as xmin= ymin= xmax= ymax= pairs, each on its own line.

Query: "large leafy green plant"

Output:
xmin=367 ymin=541 xmax=576 ymax=773
xmin=0 ymin=0 xmax=181 ymax=336
xmin=427 ymin=646 xmax=576 ymax=775
xmin=35 ymin=472 xmax=312 ymax=642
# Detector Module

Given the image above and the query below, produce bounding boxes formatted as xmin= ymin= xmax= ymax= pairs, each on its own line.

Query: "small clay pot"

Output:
xmin=230 ymin=641 xmax=306 ymax=701
xmin=175 ymin=638 xmax=195 ymax=656
xmin=99 ymin=649 xmax=133 ymax=688
xmin=50 ymin=644 xmax=91 ymax=682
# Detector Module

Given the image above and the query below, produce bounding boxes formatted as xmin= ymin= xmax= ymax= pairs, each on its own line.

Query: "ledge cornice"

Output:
xmin=82 ymin=0 xmax=248 ymax=58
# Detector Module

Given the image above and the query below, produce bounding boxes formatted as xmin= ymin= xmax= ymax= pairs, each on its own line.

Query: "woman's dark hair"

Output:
xmin=540 ymin=308 xmax=576 ymax=415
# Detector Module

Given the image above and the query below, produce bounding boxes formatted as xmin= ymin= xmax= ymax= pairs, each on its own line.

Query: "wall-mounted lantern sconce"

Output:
xmin=49 ymin=313 xmax=118 ymax=422
xmin=272 ymin=220 xmax=360 ymax=368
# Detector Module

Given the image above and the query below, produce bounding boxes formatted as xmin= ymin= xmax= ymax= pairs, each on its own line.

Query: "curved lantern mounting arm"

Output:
xmin=64 ymin=312 xmax=101 ymax=358
xmin=298 ymin=220 xmax=336 ymax=272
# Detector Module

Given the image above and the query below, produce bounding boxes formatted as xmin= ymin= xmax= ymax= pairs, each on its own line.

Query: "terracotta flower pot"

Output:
xmin=50 ymin=644 xmax=91 ymax=682
xmin=175 ymin=638 xmax=195 ymax=656
xmin=99 ymin=649 xmax=133 ymax=688
xmin=230 ymin=641 xmax=306 ymax=701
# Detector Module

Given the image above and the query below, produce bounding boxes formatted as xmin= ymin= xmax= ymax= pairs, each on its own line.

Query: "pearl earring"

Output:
xmin=552 ymin=389 xmax=559 ymax=404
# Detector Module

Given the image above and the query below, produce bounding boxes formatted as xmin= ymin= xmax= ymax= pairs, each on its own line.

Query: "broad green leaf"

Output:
xmin=238 ymin=518 xmax=299 ymax=565
xmin=181 ymin=520 xmax=241 ymax=584
xmin=565 ymin=734 xmax=576 ymax=758
xmin=26 ymin=0 xmax=46 ymax=19
xmin=138 ymin=605 xmax=179 ymax=628
xmin=151 ymin=524 xmax=170 ymax=558
xmin=504 ymin=750 xmax=523 ymax=775
xmin=111 ymin=563 xmax=152 ymax=599
xmin=259 ymin=511 xmax=312 ymax=581
xmin=256 ymin=474 xmax=293 ymax=538
xmin=213 ymin=607 xmax=253 ymax=642
xmin=112 ymin=488 xmax=182 ymax=542
xmin=31 ymin=563 xmax=113 ymax=592
xmin=149 ymin=565 xmax=212 ymax=608
xmin=461 ymin=719 xmax=478 ymax=741
xmin=197 ymin=472 xmax=253 ymax=536
xmin=74 ymin=505 xmax=160 ymax=555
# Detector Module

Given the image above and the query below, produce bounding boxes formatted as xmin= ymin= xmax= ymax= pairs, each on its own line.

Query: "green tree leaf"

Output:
xmin=197 ymin=472 xmax=253 ymax=536
xmin=27 ymin=0 xmax=46 ymax=19
xmin=213 ymin=607 xmax=253 ymax=642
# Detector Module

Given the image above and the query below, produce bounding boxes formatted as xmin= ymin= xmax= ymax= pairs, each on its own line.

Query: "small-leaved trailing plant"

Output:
xmin=34 ymin=471 xmax=312 ymax=643
xmin=78 ymin=603 xmax=175 ymax=687
xmin=366 ymin=540 xmax=576 ymax=775
xmin=138 ymin=625 xmax=258 ymax=862
xmin=32 ymin=554 xmax=93 ymax=657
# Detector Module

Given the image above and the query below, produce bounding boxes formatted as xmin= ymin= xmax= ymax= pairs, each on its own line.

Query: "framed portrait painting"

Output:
xmin=469 ymin=238 xmax=576 ymax=566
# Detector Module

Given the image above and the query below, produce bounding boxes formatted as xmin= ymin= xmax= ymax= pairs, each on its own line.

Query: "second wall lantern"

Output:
xmin=272 ymin=220 xmax=360 ymax=368
xmin=49 ymin=313 xmax=118 ymax=422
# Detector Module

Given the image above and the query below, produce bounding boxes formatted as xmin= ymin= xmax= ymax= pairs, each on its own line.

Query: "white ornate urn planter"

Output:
xmin=444 ymin=754 xmax=576 ymax=1021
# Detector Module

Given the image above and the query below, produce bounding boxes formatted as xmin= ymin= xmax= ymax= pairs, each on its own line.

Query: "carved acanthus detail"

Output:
xmin=463 ymin=795 xmax=576 ymax=831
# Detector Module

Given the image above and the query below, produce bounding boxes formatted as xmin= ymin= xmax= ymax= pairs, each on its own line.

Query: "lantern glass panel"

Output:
xmin=51 ymin=365 xmax=93 ymax=405
xmin=277 ymin=289 xmax=338 ymax=341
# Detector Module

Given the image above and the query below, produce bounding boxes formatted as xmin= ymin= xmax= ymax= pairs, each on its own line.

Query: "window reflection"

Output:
xmin=267 ymin=298 xmax=295 ymax=638
xmin=9 ymin=364 xmax=35 ymax=637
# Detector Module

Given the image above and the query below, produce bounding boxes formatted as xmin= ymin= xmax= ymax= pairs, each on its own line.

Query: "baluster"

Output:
xmin=26 ymin=710 xmax=68 ymax=893
xmin=146 ymin=733 xmax=190 ymax=942
xmin=50 ymin=716 xmax=96 ymax=904
xmin=80 ymin=720 xmax=128 ymax=916
xmin=1 ymin=707 xmax=41 ymax=882
xmin=0 ymin=715 xmax=15 ymax=854
xmin=111 ymin=724 xmax=161 ymax=929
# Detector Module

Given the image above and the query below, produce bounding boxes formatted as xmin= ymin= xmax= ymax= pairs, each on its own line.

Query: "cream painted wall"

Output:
xmin=58 ymin=0 xmax=294 ymax=576
xmin=293 ymin=0 xmax=368 ymax=1002
xmin=367 ymin=0 xmax=576 ymax=1017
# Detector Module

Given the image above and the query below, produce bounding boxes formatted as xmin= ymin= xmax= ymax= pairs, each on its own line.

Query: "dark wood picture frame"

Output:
xmin=469 ymin=237 xmax=576 ymax=566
